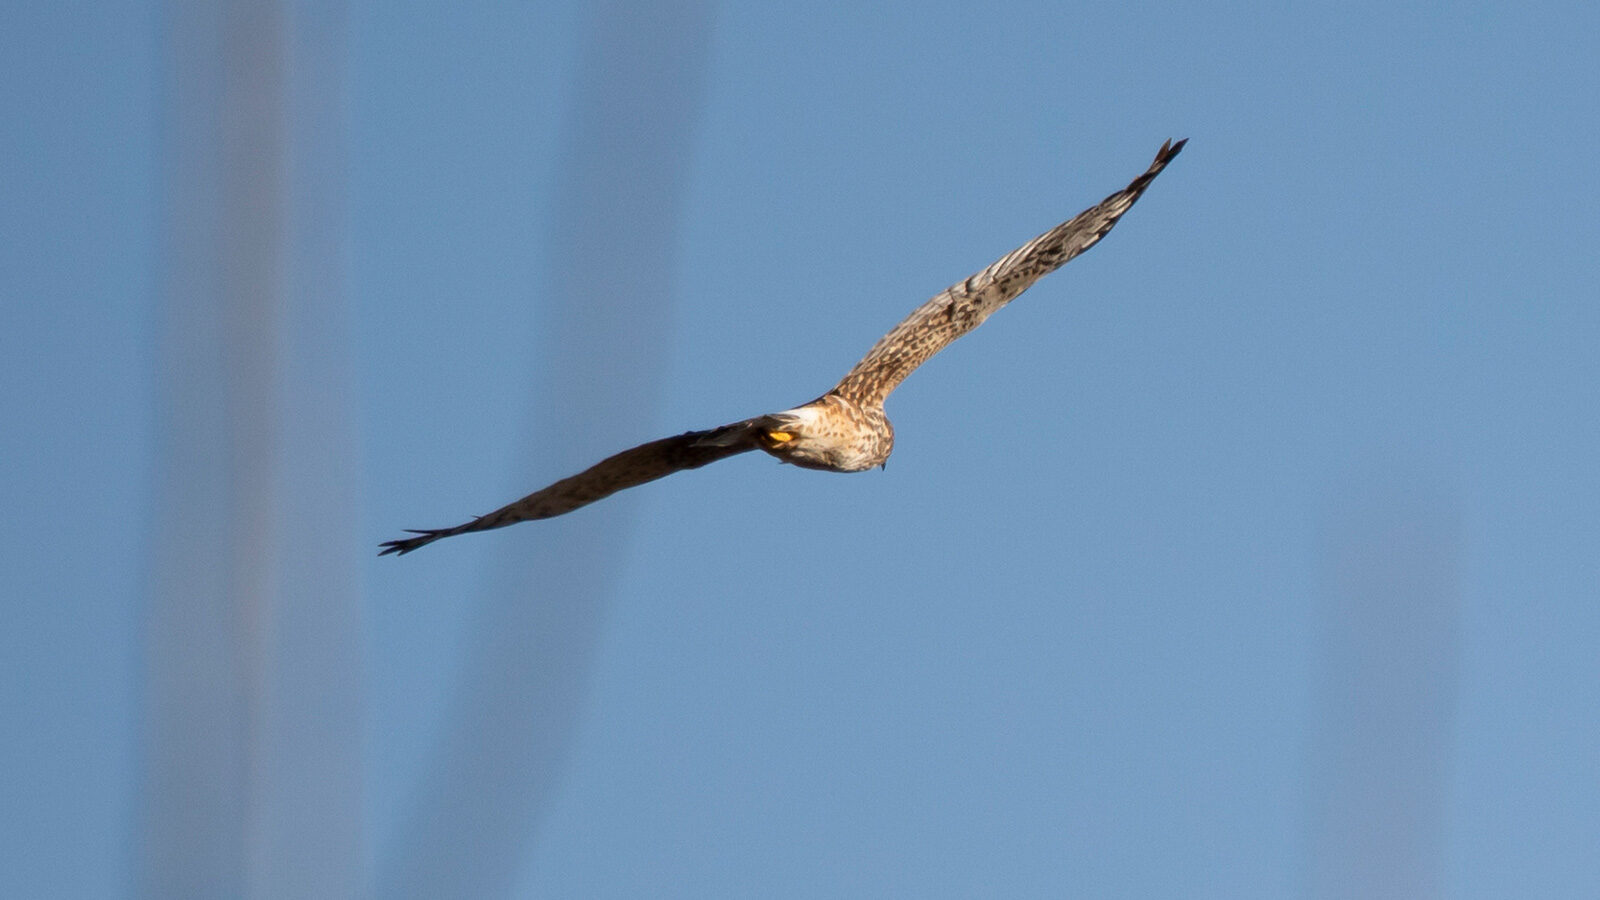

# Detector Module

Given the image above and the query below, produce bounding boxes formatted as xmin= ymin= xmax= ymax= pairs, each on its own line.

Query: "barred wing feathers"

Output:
xmin=832 ymin=139 xmax=1185 ymax=406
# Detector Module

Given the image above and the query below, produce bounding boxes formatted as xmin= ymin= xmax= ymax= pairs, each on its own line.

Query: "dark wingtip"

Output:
xmin=378 ymin=530 xmax=443 ymax=556
xmin=1120 ymin=138 xmax=1189 ymax=199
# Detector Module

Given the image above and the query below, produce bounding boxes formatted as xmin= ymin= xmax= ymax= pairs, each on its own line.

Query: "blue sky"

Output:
xmin=4 ymin=1 xmax=1598 ymax=897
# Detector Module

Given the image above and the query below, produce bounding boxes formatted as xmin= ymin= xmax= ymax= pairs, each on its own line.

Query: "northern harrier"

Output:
xmin=381 ymin=139 xmax=1185 ymax=556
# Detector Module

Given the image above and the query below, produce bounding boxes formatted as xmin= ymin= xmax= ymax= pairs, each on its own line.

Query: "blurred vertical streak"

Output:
xmin=379 ymin=2 xmax=715 ymax=896
xmin=263 ymin=2 xmax=365 ymax=896
xmin=1308 ymin=483 xmax=1459 ymax=900
xmin=140 ymin=1 xmax=363 ymax=897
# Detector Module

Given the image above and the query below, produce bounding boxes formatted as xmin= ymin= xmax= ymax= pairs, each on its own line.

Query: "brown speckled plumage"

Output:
xmin=834 ymin=139 xmax=1186 ymax=406
xmin=381 ymin=140 xmax=1184 ymax=556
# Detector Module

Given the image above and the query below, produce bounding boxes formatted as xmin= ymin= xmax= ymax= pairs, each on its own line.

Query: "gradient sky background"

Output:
xmin=4 ymin=1 xmax=1599 ymax=897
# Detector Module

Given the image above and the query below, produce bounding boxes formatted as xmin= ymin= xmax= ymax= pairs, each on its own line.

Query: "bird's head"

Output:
xmin=755 ymin=399 xmax=891 ymax=473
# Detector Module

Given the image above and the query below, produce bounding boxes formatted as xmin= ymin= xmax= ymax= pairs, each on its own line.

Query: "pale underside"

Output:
xmin=382 ymin=139 xmax=1185 ymax=555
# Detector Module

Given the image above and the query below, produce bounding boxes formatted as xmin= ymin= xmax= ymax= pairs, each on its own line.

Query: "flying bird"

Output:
xmin=381 ymin=139 xmax=1185 ymax=556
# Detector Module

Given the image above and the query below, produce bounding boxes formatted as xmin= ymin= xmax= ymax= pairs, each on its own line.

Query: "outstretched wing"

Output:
xmin=379 ymin=418 xmax=767 ymax=555
xmin=832 ymin=139 xmax=1185 ymax=407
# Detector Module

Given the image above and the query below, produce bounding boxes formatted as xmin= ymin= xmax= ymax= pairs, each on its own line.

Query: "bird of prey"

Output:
xmin=381 ymin=139 xmax=1185 ymax=556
